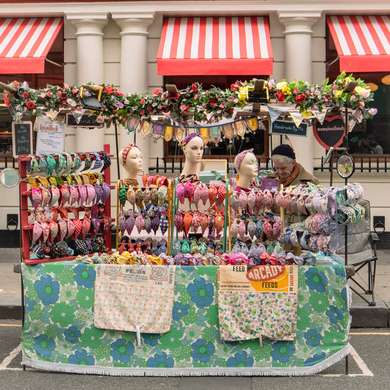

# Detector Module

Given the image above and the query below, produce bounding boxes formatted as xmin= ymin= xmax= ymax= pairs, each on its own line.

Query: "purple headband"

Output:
xmin=181 ymin=133 xmax=200 ymax=147
xmin=235 ymin=149 xmax=254 ymax=170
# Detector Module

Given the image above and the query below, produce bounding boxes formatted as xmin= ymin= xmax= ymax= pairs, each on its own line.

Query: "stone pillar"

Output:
xmin=278 ymin=12 xmax=321 ymax=174
xmin=67 ymin=14 xmax=107 ymax=153
xmin=113 ymin=13 xmax=154 ymax=175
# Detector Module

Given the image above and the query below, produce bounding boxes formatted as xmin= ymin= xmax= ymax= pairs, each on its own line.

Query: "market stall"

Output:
xmin=2 ymin=73 xmax=374 ymax=376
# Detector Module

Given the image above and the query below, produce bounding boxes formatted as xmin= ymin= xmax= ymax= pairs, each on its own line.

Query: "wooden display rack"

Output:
xmin=19 ymin=144 xmax=112 ymax=265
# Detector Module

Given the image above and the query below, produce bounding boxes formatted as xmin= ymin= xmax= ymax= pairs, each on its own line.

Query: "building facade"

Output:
xmin=0 ymin=0 xmax=389 ymax=240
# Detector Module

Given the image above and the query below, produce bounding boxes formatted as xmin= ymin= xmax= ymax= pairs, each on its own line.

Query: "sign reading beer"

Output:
xmin=218 ymin=265 xmax=298 ymax=294
xmin=313 ymin=114 xmax=345 ymax=149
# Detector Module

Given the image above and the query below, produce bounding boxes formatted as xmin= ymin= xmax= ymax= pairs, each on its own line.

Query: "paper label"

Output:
xmin=218 ymin=265 xmax=298 ymax=294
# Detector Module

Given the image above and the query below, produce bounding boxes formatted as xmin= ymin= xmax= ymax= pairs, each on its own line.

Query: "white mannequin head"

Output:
xmin=120 ymin=144 xmax=143 ymax=179
xmin=180 ymin=134 xmax=204 ymax=177
xmin=234 ymin=149 xmax=258 ymax=188
xmin=182 ymin=134 xmax=204 ymax=163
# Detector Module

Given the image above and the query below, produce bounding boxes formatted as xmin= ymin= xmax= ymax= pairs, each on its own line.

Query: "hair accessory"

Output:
xmin=60 ymin=184 xmax=70 ymax=207
xmin=65 ymin=219 xmax=75 ymax=239
xmin=234 ymin=149 xmax=254 ymax=170
xmin=32 ymin=221 xmax=43 ymax=244
xmin=72 ymin=154 xmax=81 ymax=172
xmin=73 ymin=219 xmax=82 ymax=239
xmin=92 ymin=218 xmax=102 ymax=235
xmin=58 ymin=219 xmax=67 ymax=241
xmin=181 ymin=133 xmax=198 ymax=146
xmin=81 ymin=217 xmax=91 ymax=239
xmin=50 ymin=186 xmax=60 ymax=207
xmin=160 ymin=216 xmax=168 ymax=235
xmin=121 ymin=144 xmax=138 ymax=166
xmin=31 ymin=188 xmax=42 ymax=208
xmin=41 ymin=221 xmax=50 ymax=243
xmin=85 ymin=184 xmax=96 ymax=207
xmin=184 ymin=181 xmax=195 ymax=202
xmin=238 ymin=220 xmax=246 ymax=240
xmin=183 ymin=212 xmax=193 ymax=236
xmin=215 ymin=213 xmax=224 ymax=234
xmin=41 ymin=187 xmax=52 ymax=207
xmin=238 ymin=191 xmax=247 ymax=210
xmin=135 ymin=214 xmax=145 ymax=234
xmin=247 ymin=190 xmax=256 ymax=210
xmin=69 ymin=185 xmax=79 ymax=207
xmin=176 ymin=183 xmax=186 ymax=204
xmin=49 ymin=220 xmax=59 ymax=242
xmin=95 ymin=184 xmax=104 ymax=204
xmin=174 ymin=212 xmax=184 ymax=233
xmin=57 ymin=154 xmax=67 ymax=174
xmin=78 ymin=185 xmax=87 ymax=207
xmin=101 ymin=183 xmax=111 ymax=204
xmin=46 ymin=155 xmax=57 ymax=176
xmin=200 ymin=214 xmax=209 ymax=234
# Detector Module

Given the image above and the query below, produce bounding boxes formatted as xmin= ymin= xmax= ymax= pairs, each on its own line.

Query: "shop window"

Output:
xmin=163 ymin=75 xmax=269 ymax=160
xmin=326 ymin=27 xmax=390 ymax=155
xmin=0 ymin=28 xmax=64 ymax=158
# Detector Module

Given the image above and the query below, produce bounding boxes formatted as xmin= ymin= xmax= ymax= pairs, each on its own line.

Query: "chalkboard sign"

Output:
xmin=313 ymin=114 xmax=345 ymax=149
xmin=66 ymin=113 xmax=104 ymax=128
xmin=12 ymin=121 xmax=33 ymax=157
xmin=272 ymin=120 xmax=307 ymax=137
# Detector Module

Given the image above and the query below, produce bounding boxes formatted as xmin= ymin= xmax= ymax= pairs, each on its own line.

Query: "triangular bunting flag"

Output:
xmin=313 ymin=109 xmax=328 ymax=125
xmin=290 ymin=112 xmax=304 ymax=128
xmin=268 ymin=106 xmax=282 ymax=124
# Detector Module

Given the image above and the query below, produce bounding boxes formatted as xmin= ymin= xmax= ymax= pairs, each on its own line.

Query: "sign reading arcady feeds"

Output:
xmin=218 ymin=265 xmax=298 ymax=294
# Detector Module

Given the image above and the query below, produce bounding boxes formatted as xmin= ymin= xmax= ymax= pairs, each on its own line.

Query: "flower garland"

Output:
xmin=2 ymin=72 xmax=375 ymax=125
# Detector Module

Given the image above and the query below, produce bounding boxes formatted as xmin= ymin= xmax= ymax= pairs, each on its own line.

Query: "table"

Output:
xmin=21 ymin=261 xmax=351 ymax=376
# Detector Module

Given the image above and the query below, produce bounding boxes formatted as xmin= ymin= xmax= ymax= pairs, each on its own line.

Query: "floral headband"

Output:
xmin=181 ymin=133 xmax=201 ymax=147
xmin=234 ymin=149 xmax=254 ymax=170
xmin=121 ymin=144 xmax=139 ymax=166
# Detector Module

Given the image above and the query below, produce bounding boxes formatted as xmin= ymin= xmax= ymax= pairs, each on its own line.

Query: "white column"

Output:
xmin=67 ymin=14 xmax=107 ymax=153
xmin=278 ymin=12 xmax=321 ymax=174
xmin=113 ymin=13 xmax=154 ymax=175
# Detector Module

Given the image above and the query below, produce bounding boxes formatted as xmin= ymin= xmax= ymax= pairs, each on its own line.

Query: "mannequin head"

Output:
xmin=182 ymin=134 xmax=204 ymax=164
xmin=120 ymin=144 xmax=143 ymax=179
xmin=234 ymin=149 xmax=258 ymax=188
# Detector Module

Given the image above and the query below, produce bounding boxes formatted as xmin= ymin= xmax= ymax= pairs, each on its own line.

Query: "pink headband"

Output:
xmin=235 ymin=149 xmax=254 ymax=170
xmin=122 ymin=144 xmax=138 ymax=166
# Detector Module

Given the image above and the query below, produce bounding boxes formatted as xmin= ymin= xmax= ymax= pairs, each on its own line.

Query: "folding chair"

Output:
xmin=334 ymin=199 xmax=378 ymax=306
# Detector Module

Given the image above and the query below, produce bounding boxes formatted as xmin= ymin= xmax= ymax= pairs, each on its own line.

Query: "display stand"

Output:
xmin=19 ymin=144 xmax=112 ymax=265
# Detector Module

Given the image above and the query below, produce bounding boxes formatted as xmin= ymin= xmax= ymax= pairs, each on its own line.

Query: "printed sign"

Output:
xmin=218 ymin=265 xmax=298 ymax=294
xmin=313 ymin=114 xmax=345 ymax=149
xmin=12 ymin=121 xmax=33 ymax=157
xmin=36 ymin=118 xmax=64 ymax=155
xmin=66 ymin=113 xmax=104 ymax=128
xmin=272 ymin=120 xmax=307 ymax=137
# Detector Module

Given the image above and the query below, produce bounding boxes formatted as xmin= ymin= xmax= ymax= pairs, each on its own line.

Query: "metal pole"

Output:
xmin=113 ymin=119 xmax=120 ymax=180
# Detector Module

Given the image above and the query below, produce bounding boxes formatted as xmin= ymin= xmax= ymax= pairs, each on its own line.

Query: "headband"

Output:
xmin=121 ymin=144 xmax=138 ymax=166
xmin=235 ymin=149 xmax=254 ymax=170
xmin=181 ymin=133 xmax=200 ymax=147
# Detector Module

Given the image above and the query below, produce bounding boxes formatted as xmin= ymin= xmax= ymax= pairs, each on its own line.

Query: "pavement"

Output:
xmin=0 ymin=248 xmax=389 ymax=327
xmin=1 ymin=322 xmax=390 ymax=389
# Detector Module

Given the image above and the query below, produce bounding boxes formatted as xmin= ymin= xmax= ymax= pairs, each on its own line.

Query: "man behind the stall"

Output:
xmin=271 ymin=144 xmax=319 ymax=187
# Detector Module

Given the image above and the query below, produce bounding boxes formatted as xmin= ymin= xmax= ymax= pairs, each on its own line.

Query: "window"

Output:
xmin=326 ymin=26 xmax=390 ymax=155
xmin=0 ymin=28 xmax=64 ymax=158
xmin=163 ymin=75 xmax=269 ymax=160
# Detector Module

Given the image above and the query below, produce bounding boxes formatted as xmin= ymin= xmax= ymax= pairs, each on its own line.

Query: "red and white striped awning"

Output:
xmin=0 ymin=17 xmax=63 ymax=74
xmin=327 ymin=15 xmax=390 ymax=72
xmin=157 ymin=16 xmax=273 ymax=75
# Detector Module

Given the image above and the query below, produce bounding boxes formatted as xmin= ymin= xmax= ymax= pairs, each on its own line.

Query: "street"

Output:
xmin=0 ymin=321 xmax=389 ymax=390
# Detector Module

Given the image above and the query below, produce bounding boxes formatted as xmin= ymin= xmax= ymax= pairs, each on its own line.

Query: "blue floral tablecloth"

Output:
xmin=21 ymin=262 xmax=351 ymax=376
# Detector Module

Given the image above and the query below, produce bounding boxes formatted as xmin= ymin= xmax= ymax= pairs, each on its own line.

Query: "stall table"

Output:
xmin=21 ymin=261 xmax=350 ymax=376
